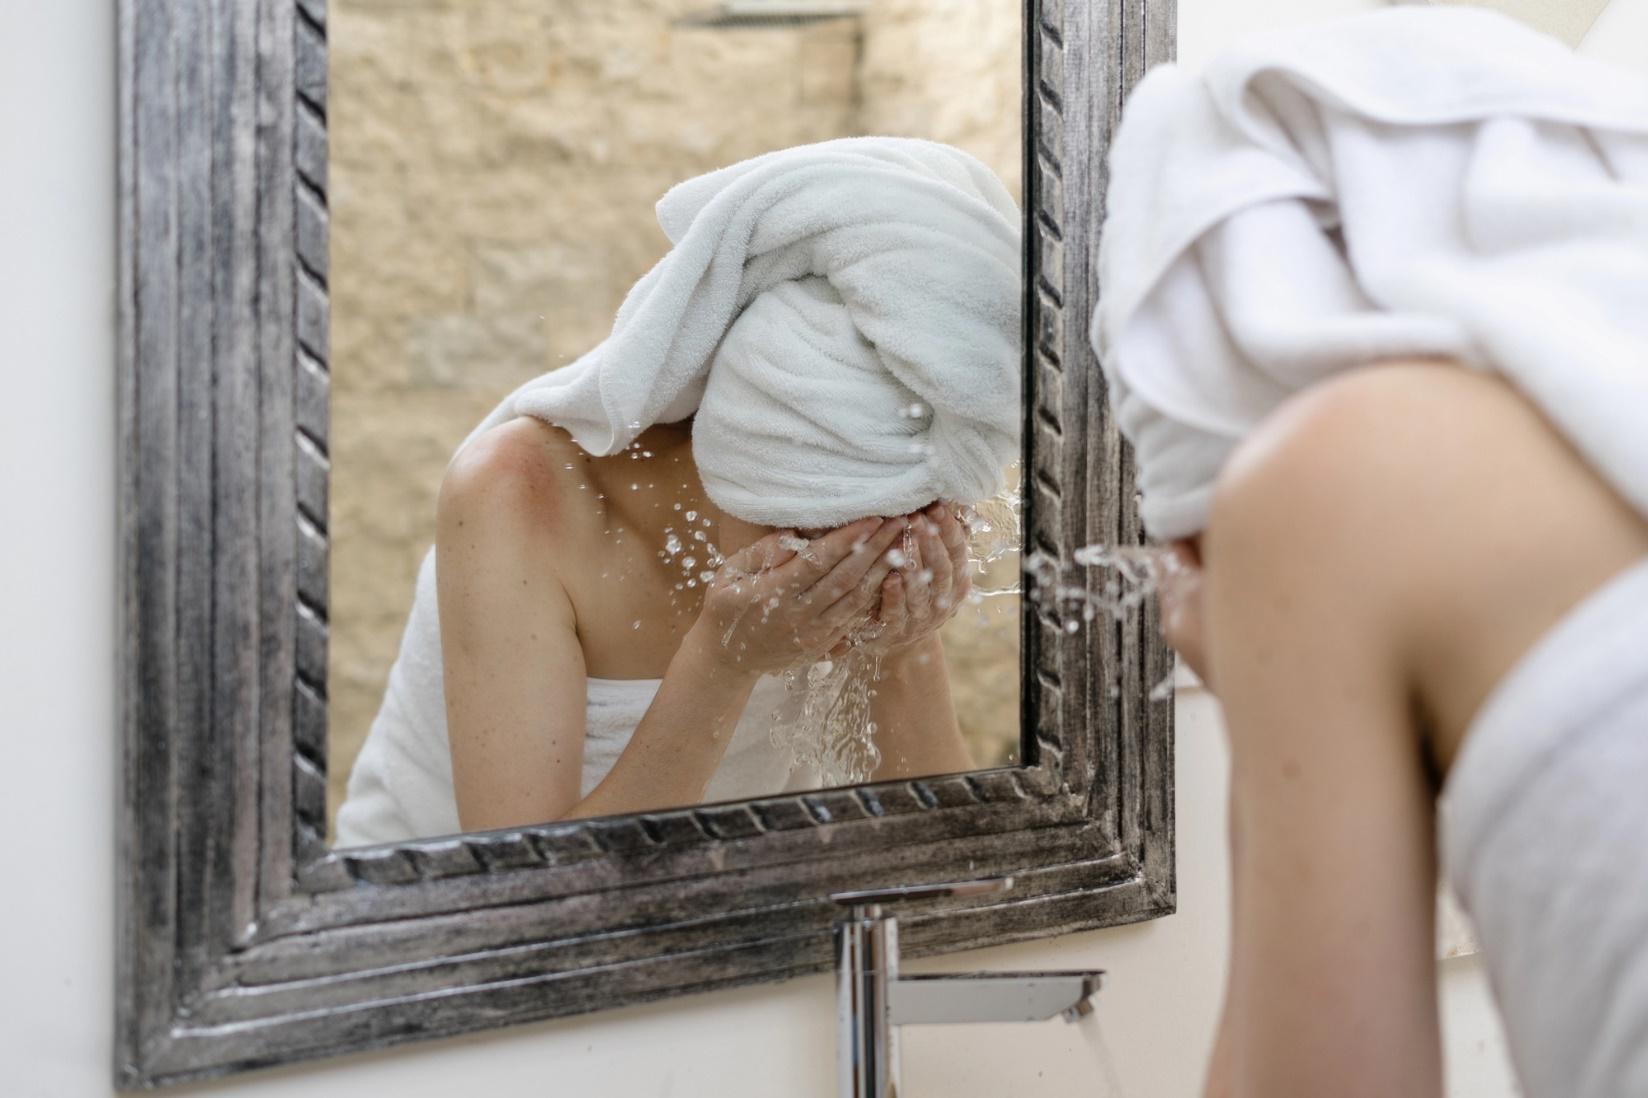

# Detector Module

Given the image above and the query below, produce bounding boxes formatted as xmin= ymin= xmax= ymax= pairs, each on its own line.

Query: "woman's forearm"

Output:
xmin=561 ymin=626 xmax=759 ymax=820
xmin=868 ymin=634 xmax=973 ymax=780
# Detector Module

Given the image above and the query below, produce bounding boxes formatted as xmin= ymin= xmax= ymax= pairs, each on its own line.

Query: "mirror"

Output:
xmin=323 ymin=0 xmax=1025 ymax=846
xmin=116 ymin=0 xmax=1174 ymax=1083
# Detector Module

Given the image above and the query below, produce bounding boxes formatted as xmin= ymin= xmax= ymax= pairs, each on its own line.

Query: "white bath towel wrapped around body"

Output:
xmin=1092 ymin=10 xmax=1648 ymax=1098
xmin=1093 ymin=6 xmax=1648 ymax=541
xmin=336 ymin=578 xmax=818 ymax=847
xmin=336 ymin=138 xmax=1023 ymax=847
xmin=1439 ymin=557 xmax=1648 ymax=1098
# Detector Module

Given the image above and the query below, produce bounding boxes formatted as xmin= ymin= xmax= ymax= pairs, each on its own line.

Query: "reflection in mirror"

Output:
xmin=325 ymin=0 xmax=1024 ymax=847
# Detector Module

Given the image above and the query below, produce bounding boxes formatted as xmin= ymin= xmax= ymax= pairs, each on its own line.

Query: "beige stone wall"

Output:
xmin=327 ymin=0 xmax=1023 ymax=837
xmin=859 ymin=0 xmax=1023 ymax=197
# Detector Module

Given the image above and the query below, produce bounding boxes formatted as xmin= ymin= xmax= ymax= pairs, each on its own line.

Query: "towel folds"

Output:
xmin=1093 ymin=7 xmax=1648 ymax=539
xmin=463 ymin=137 xmax=1024 ymax=527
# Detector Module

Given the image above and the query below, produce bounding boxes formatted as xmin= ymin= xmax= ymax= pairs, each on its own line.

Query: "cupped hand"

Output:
xmin=692 ymin=516 xmax=909 ymax=674
xmin=844 ymin=502 xmax=973 ymax=659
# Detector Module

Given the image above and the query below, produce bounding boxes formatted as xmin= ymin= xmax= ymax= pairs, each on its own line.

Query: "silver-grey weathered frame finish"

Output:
xmin=115 ymin=0 xmax=1176 ymax=1087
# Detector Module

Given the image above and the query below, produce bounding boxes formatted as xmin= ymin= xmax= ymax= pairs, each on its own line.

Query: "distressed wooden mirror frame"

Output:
xmin=115 ymin=0 xmax=1176 ymax=1087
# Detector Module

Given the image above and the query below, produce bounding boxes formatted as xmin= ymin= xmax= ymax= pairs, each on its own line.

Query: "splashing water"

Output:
xmin=648 ymin=434 xmax=1181 ymax=784
xmin=777 ymin=532 xmax=824 ymax=565
xmin=1148 ymin=672 xmax=1176 ymax=701
xmin=1023 ymin=543 xmax=1182 ymax=626
xmin=770 ymin=647 xmax=885 ymax=786
xmin=1025 ymin=542 xmax=1184 ymax=703
xmin=959 ymin=481 xmax=1024 ymax=598
xmin=760 ymin=474 xmax=1028 ymax=783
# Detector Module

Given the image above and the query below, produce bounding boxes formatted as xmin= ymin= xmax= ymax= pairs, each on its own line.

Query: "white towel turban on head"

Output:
xmin=1092 ymin=6 xmax=1648 ymax=541
xmin=460 ymin=137 xmax=1023 ymax=529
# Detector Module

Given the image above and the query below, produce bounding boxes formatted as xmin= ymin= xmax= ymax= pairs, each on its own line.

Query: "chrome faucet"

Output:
xmin=832 ymin=877 xmax=1104 ymax=1098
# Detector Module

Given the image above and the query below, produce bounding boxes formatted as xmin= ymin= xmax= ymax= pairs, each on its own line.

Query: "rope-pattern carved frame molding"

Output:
xmin=115 ymin=0 xmax=1177 ymax=1087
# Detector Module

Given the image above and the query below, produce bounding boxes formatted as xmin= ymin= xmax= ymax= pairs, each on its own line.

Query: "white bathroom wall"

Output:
xmin=12 ymin=0 xmax=1647 ymax=1094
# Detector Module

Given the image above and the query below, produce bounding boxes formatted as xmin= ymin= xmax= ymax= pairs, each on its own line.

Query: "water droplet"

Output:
xmin=1149 ymin=671 xmax=1175 ymax=701
xmin=698 ymin=570 xmax=716 ymax=583
xmin=632 ymin=620 xmax=641 ymax=630
xmin=685 ymin=510 xmax=698 ymax=522
xmin=886 ymin=548 xmax=907 ymax=568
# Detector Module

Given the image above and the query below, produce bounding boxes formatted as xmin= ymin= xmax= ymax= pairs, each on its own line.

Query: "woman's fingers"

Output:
xmin=802 ymin=517 xmax=906 ymax=605
xmin=723 ymin=528 xmax=798 ymax=577
xmin=920 ymin=515 xmax=955 ymax=613
xmin=819 ymin=537 xmax=902 ymax=629
xmin=930 ymin=502 xmax=969 ymax=570
xmin=771 ymin=517 xmax=886 ymax=591
xmin=901 ymin=519 xmax=937 ymax=620
xmin=877 ymin=571 xmax=908 ymax=638
xmin=935 ymin=505 xmax=970 ymax=598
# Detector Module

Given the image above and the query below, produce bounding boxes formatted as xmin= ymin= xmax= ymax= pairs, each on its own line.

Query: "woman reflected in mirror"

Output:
xmin=333 ymin=138 xmax=1021 ymax=846
xmin=434 ymin=414 xmax=979 ymax=831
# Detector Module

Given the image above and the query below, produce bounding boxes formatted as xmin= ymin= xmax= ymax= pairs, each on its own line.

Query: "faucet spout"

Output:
xmin=832 ymin=878 xmax=1106 ymax=1098
xmin=890 ymin=970 xmax=1103 ymax=1026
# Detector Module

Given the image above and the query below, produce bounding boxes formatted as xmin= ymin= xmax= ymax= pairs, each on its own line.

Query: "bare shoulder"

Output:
xmin=1212 ymin=359 xmax=1646 ymax=546
xmin=437 ymin=416 xmax=592 ymax=543
xmin=1215 ymin=360 xmax=1539 ymax=505
xmin=1207 ymin=358 xmax=1648 ymax=760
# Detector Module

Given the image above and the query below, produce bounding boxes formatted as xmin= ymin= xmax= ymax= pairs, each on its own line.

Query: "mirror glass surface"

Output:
xmin=325 ymin=0 xmax=1024 ymax=847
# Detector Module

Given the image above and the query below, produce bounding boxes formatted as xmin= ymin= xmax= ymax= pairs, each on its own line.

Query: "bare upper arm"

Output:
xmin=1191 ymin=359 xmax=1648 ymax=1098
xmin=1211 ymin=359 xmax=1648 ymax=767
xmin=435 ymin=418 xmax=590 ymax=830
xmin=1202 ymin=364 xmax=1448 ymax=1098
